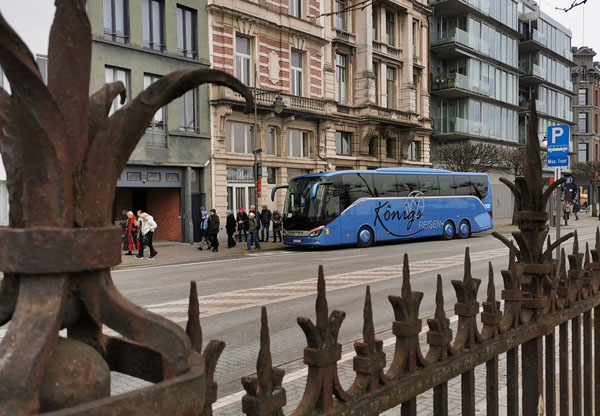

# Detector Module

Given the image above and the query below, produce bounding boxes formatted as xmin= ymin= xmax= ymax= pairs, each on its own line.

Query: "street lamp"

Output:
xmin=253 ymin=64 xmax=285 ymax=207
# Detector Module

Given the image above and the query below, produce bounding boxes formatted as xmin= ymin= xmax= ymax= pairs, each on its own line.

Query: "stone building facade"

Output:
xmin=208 ymin=0 xmax=433 ymax=215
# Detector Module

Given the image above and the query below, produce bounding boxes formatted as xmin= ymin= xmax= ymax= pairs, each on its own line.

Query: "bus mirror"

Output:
xmin=310 ymin=181 xmax=333 ymax=199
xmin=271 ymin=185 xmax=288 ymax=202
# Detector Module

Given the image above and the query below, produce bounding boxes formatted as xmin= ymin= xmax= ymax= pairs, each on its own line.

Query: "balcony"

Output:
xmin=434 ymin=117 xmax=469 ymax=135
xmin=431 ymin=72 xmax=490 ymax=98
xmin=519 ymin=62 xmax=546 ymax=84
xmin=218 ymin=86 xmax=326 ymax=114
xmin=431 ymin=28 xmax=490 ymax=58
xmin=360 ymin=105 xmax=420 ymax=126
xmin=564 ymin=110 xmax=573 ymax=122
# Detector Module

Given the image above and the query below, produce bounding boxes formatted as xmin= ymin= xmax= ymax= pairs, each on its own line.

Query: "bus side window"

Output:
xmin=397 ymin=174 xmax=418 ymax=197
xmin=342 ymin=173 xmax=372 ymax=205
xmin=375 ymin=174 xmax=399 ymax=197
xmin=417 ymin=175 xmax=440 ymax=196
xmin=438 ymin=175 xmax=456 ymax=196
xmin=469 ymin=175 xmax=488 ymax=199
xmin=455 ymin=176 xmax=472 ymax=196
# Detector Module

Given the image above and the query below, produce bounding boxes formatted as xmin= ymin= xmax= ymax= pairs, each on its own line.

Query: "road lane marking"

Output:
xmin=323 ymin=254 xmax=368 ymax=261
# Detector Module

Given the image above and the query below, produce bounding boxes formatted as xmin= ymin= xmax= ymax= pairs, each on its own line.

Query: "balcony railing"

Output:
xmin=431 ymin=28 xmax=490 ymax=57
xmin=230 ymin=88 xmax=326 ymax=113
xmin=431 ymin=72 xmax=490 ymax=97
xmin=519 ymin=62 xmax=546 ymax=79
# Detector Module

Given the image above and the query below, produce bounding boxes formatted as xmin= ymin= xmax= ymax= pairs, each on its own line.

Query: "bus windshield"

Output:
xmin=283 ymin=176 xmax=330 ymax=230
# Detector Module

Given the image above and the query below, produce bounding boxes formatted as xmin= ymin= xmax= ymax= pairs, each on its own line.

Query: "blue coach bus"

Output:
xmin=271 ymin=168 xmax=493 ymax=247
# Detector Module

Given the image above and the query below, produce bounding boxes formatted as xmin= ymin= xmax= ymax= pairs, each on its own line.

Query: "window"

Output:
xmin=290 ymin=0 xmax=301 ymax=18
xmin=374 ymin=174 xmax=398 ymax=197
xmin=578 ymin=143 xmax=589 ymax=162
xmin=144 ymin=74 xmax=167 ymax=147
xmin=236 ymin=35 xmax=252 ymax=86
xmin=595 ymin=90 xmax=599 ymax=107
xmin=291 ymin=50 xmax=303 ymax=96
xmin=372 ymin=7 xmax=378 ymax=41
xmin=177 ymin=6 xmax=197 ymax=58
xmin=336 ymin=131 xmax=351 ymax=155
xmin=397 ymin=174 xmax=418 ymax=196
xmin=412 ymin=19 xmax=420 ymax=57
xmin=336 ymin=54 xmax=347 ymax=104
xmin=596 ymin=113 xmax=599 ymax=134
xmin=438 ymin=175 xmax=455 ymax=196
xmin=103 ymin=0 xmax=129 ymax=43
xmin=105 ymin=66 xmax=129 ymax=115
xmin=127 ymin=172 xmax=142 ymax=181
xmin=267 ymin=167 xmax=277 ymax=184
xmin=386 ymin=67 xmax=395 ymax=109
xmin=386 ymin=138 xmax=395 ymax=158
xmin=579 ymin=112 xmax=588 ymax=133
xmin=287 ymin=130 xmax=309 ymax=157
xmin=335 ymin=0 xmax=346 ymax=30
xmin=407 ymin=141 xmax=420 ymax=161
xmin=266 ymin=127 xmax=277 ymax=155
xmin=579 ymin=88 xmax=587 ymax=106
xmin=142 ymin=0 xmax=164 ymax=51
xmin=386 ymin=11 xmax=395 ymax=46
xmin=226 ymin=122 xmax=253 ymax=153
xmin=147 ymin=172 xmax=161 ymax=181
xmin=373 ymin=61 xmax=379 ymax=105
xmin=417 ymin=175 xmax=440 ymax=196
xmin=368 ymin=137 xmax=377 ymax=156
xmin=179 ymin=89 xmax=197 ymax=132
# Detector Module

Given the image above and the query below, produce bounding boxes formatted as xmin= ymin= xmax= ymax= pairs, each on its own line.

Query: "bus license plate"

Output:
xmin=293 ymin=239 xmax=301 ymax=243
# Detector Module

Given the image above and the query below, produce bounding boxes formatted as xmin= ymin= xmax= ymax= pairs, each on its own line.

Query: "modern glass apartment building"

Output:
xmin=517 ymin=0 xmax=575 ymax=144
xmin=429 ymin=0 xmax=521 ymax=145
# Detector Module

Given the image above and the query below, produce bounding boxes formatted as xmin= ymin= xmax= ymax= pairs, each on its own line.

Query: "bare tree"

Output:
xmin=571 ymin=161 xmax=600 ymax=217
xmin=432 ymin=141 xmax=502 ymax=172
xmin=556 ymin=0 xmax=588 ymax=12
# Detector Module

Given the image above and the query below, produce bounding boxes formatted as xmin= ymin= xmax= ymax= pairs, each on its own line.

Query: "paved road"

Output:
xmin=108 ymin=220 xmax=598 ymax=403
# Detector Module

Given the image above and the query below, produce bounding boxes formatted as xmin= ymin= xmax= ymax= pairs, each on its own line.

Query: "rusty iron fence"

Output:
xmin=1 ymin=1 xmax=599 ymax=415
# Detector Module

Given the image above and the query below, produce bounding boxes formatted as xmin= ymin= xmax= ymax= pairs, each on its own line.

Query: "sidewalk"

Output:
xmin=115 ymin=236 xmax=287 ymax=270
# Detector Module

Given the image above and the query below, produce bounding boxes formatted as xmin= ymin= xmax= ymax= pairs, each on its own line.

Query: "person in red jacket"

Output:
xmin=124 ymin=211 xmax=139 ymax=255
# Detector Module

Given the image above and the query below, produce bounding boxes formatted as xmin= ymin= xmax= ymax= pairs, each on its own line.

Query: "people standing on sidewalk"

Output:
xmin=563 ymin=200 xmax=571 ymax=226
xmin=247 ymin=212 xmax=261 ymax=250
xmin=260 ymin=204 xmax=272 ymax=242
xmin=136 ymin=210 xmax=143 ymax=251
xmin=236 ymin=207 xmax=248 ymax=242
xmin=225 ymin=210 xmax=237 ymax=248
xmin=573 ymin=197 xmax=580 ymax=221
xmin=124 ymin=211 xmax=139 ymax=255
xmin=272 ymin=209 xmax=282 ymax=243
xmin=137 ymin=212 xmax=158 ymax=259
xmin=207 ymin=209 xmax=220 ymax=252
xmin=197 ymin=210 xmax=210 ymax=251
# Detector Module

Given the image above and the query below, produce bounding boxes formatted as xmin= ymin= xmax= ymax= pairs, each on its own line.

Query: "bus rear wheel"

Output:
xmin=458 ymin=220 xmax=471 ymax=239
xmin=357 ymin=226 xmax=374 ymax=248
xmin=442 ymin=221 xmax=455 ymax=240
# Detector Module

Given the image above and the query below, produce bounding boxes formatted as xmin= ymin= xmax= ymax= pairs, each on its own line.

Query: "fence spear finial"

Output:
xmin=185 ymin=281 xmax=202 ymax=353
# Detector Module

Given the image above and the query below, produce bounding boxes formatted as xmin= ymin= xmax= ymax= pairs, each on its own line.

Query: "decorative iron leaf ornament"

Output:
xmin=0 ymin=1 xmax=253 ymax=414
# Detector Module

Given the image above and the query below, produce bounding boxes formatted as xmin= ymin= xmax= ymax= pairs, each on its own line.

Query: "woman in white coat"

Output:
xmin=136 ymin=212 xmax=158 ymax=259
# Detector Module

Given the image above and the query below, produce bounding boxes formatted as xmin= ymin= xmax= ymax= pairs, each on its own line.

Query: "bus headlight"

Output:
xmin=308 ymin=226 xmax=324 ymax=238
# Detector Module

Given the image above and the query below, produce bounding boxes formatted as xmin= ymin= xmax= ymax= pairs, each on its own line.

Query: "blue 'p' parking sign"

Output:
xmin=547 ymin=125 xmax=570 ymax=167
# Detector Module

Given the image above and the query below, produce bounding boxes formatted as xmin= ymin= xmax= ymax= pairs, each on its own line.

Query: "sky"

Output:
xmin=0 ymin=0 xmax=598 ymax=57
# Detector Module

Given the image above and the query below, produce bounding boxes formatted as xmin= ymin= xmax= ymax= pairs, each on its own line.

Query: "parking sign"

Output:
xmin=547 ymin=125 xmax=569 ymax=157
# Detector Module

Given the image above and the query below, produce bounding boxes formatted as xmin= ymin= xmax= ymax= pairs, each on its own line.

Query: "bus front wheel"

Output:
xmin=458 ymin=220 xmax=471 ymax=239
xmin=442 ymin=221 xmax=455 ymax=240
xmin=357 ymin=226 xmax=374 ymax=248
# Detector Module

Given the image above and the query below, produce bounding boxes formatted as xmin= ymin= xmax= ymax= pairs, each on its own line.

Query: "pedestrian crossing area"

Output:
xmin=142 ymin=247 xmax=508 ymax=322
xmin=0 ymin=247 xmax=509 ymax=340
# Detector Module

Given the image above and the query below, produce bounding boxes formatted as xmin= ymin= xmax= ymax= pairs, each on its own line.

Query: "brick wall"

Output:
xmin=148 ymin=188 xmax=182 ymax=242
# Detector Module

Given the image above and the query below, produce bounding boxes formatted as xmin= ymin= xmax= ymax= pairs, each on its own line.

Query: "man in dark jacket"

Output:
xmin=207 ymin=209 xmax=220 ymax=252
xmin=259 ymin=204 xmax=272 ymax=242
xmin=225 ymin=210 xmax=237 ymax=248
xmin=247 ymin=212 xmax=261 ymax=250
xmin=236 ymin=207 xmax=248 ymax=242
xmin=272 ymin=209 xmax=282 ymax=242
